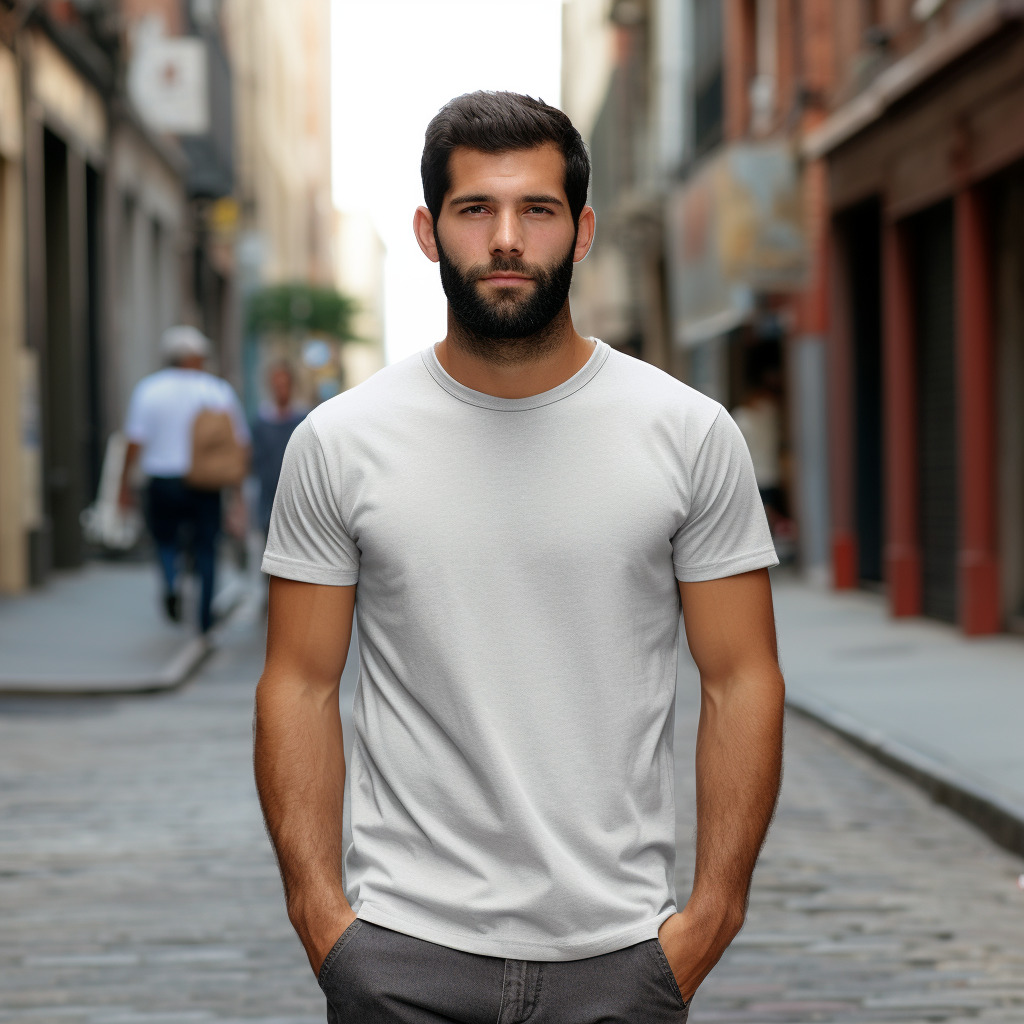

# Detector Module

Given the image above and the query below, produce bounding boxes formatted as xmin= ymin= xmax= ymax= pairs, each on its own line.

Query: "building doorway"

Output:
xmin=909 ymin=201 xmax=958 ymax=624
xmin=840 ymin=199 xmax=884 ymax=586
xmin=994 ymin=163 xmax=1024 ymax=631
xmin=41 ymin=129 xmax=103 ymax=570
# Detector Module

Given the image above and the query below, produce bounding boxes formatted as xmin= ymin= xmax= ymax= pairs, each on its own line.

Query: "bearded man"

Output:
xmin=254 ymin=91 xmax=784 ymax=1024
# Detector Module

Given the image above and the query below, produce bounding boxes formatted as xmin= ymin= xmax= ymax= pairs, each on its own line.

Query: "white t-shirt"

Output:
xmin=124 ymin=367 xmax=250 ymax=477
xmin=263 ymin=340 xmax=778 ymax=961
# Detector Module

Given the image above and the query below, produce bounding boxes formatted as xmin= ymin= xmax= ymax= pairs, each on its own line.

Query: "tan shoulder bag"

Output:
xmin=186 ymin=408 xmax=249 ymax=490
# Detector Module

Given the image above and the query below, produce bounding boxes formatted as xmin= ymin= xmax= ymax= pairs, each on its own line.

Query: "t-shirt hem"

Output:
xmin=354 ymin=901 xmax=677 ymax=961
xmin=674 ymin=546 xmax=780 ymax=583
xmin=261 ymin=551 xmax=358 ymax=585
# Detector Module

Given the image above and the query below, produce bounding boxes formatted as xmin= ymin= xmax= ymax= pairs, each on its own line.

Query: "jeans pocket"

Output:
xmin=651 ymin=939 xmax=689 ymax=1010
xmin=317 ymin=918 xmax=363 ymax=989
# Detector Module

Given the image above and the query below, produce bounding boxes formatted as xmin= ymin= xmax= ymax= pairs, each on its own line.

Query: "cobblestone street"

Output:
xmin=1 ymin=604 xmax=1022 ymax=1024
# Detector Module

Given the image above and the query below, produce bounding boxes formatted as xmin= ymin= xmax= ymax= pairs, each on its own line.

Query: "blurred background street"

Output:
xmin=1 ymin=0 xmax=1024 ymax=1021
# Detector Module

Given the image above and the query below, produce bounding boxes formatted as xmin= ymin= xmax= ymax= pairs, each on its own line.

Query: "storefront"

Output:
xmin=22 ymin=29 xmax=108 ymax=578
xmin=811 ymin=14 xmax=1024 ymax=634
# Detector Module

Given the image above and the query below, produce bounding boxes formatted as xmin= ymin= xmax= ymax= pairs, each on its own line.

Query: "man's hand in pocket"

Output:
xmin=657 ymin=901 xmax=745 ymax=1003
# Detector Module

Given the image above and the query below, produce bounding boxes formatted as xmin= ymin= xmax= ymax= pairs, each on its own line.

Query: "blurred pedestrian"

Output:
xmin=731 ymin=366 xmax=785 ymax=532
xmin=119 ymin=325 xmax=250 ymax=634
xmin=255 ymin=92 xmax=784 ymax=1023
xmin=251 ymin=362 xmax=305 ymax=537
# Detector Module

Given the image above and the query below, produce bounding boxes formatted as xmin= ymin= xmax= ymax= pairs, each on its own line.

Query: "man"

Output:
xmin=256 ymin=92 xmax=784 ymax=1023
xmin=120 ymin=325 xmax=250 ymax=633
xmin=251 ymin=361 xmax=305 ymax=537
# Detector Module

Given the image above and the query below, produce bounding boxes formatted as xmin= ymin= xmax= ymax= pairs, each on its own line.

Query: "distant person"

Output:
xmin=251 ymin=362 xmax=305 ymax=537
xmin=255 ymin=91 xmax=783 ymax=1022
xmin=732 ymin=370 xmax=785 ymax=533
xmin=119 ymin=325 xmax=250 ymax=633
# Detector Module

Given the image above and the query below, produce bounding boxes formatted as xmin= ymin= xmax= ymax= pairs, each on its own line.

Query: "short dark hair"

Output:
xmin=421 ymin=91 xmax=590 ymax=227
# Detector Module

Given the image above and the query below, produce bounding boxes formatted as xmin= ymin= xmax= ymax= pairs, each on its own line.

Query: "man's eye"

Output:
xmin=462 ymin=206 xmax=488 ymax=214
xmin=527 ymin=207 xmax=554 ymax=215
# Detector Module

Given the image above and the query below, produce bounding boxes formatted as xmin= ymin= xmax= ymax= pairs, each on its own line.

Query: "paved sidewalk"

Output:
xmin=0 ymin=557 xmax=250 ymax=695
xmin=772 ymin=573 xmax=1024 ymax=856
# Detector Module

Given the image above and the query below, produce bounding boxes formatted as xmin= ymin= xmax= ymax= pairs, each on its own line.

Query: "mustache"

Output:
xmin=467 ymin=256 xmax=538 ymax=282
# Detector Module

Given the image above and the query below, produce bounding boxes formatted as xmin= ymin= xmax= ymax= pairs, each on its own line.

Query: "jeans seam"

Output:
xmin=495 ymin=959 xmax=509 ymax=1024
xmin=524 ymin=963 xmax=542 ymax=1020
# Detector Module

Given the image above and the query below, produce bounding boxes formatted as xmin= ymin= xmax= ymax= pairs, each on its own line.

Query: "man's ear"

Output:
xmin=573 ymin=205 xmax=596 ymax=263
xmin=414 ymin=206 xmax=440 ymax=263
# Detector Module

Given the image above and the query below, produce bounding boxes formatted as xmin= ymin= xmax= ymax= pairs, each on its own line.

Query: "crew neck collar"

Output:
xmin=421 ymin=339 xmax=609 ymax=412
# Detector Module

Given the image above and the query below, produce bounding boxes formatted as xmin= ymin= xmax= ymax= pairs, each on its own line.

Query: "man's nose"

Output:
xmin=489 ymin=210 xmax=523 ymax=256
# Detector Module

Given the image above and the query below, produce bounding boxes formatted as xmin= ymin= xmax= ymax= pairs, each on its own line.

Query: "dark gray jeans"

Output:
xmin=318 ymin=919 xmax=690 ymax=1024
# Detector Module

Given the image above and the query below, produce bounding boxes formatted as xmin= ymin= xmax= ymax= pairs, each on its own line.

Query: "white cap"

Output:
xmin=160 ymin=325 xmax=211 ymax=363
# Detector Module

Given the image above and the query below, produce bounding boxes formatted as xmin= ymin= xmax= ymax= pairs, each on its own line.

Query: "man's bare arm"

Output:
xmin=119 ymin=442 xmax=141 ymax=509
xmin=659 ymin=567 xmax=785 ymax=1001
xmin=254 ymin=577 xmax=357 ymax=973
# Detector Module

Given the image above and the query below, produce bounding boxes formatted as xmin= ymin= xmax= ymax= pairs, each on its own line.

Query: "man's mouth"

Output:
xmin=480 ymin=274 xmax=533 ymax=287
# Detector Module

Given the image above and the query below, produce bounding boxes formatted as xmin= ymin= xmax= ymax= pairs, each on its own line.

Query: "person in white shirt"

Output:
xmin=119 ymin=325 xmax=250 ymax=632
xmin=254 ymin=92 xmax=784 ymax=1023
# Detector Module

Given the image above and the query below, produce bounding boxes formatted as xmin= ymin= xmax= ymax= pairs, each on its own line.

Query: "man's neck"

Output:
xmin=436 ymin=311 xmax=595 ymax=400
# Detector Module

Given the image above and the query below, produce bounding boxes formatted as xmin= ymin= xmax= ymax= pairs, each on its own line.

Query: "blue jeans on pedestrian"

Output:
xmin=146 ymin=477 xmax=221 ymax=632
xmin=318 ymin=919 xmax=689 ymax=1024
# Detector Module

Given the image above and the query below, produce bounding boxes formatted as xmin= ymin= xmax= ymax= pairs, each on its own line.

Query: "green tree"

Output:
xmin=246 ymin=283 xmax=358 ymax=341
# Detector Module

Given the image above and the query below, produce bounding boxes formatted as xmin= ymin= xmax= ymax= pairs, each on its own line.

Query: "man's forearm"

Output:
xmin=119 ymin=442 xmax=141 ymax=508
xmin=691 ymin=667 xmax=785 ymax=922
xmin=254 ymin=670 xmax=351 ymax=963
xmin=664 ymin=570 xmax=784 ymax=1001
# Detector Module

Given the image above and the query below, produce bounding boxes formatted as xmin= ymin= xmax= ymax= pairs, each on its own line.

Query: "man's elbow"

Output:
xmin=700 ymin=662 xmax=785 ymax=712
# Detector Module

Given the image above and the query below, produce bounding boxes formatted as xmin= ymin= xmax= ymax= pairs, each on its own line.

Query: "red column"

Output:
xmin=882 ymin=217 xmax=922 ymax=616
xmin=955 ymin=185 xmax=1001 ymax=635
xmin=826 ymin=224 xmax=857 ymax=588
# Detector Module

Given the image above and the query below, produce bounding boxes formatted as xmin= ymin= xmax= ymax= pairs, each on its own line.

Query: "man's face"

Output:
xmin=269 ymin=367 xmax=292 ymax=407
xmin=431 ymin=145 xmax=583 ymax=346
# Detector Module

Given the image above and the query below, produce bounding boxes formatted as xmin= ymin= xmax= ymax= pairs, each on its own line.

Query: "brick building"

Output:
xmin=807 ymin=0 xmax=1024 ymax=635
xmin=0 ymin=0 xmax=237 ymax=589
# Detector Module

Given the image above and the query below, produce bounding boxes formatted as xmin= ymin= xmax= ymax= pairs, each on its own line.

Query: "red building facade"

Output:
xmin=807 ymin=0 xmax=1024 ymax=635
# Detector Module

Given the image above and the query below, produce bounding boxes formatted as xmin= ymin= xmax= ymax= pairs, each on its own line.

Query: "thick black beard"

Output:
xmin=436 ymin=237 xmax=576 ymax=367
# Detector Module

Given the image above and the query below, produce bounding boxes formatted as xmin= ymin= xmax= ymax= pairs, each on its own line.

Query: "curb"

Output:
xmin=0 ymin=578 xmax=251 ymax=698
xmin=786 ymin=688 xmax=1024 ymax=859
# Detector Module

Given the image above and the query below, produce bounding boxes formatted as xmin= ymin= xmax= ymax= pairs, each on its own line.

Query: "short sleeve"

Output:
xmin=261 ymin=417 xmax=359 ymax=585
xmin=672 ymin=408 xmax=779 ymax=582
